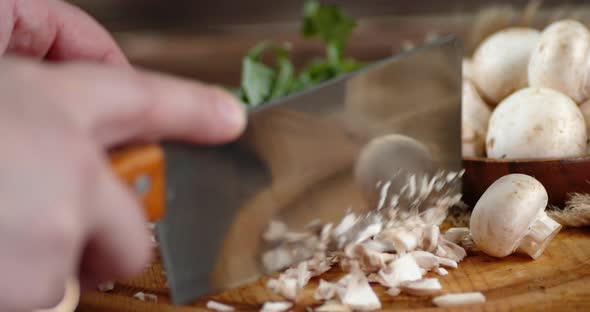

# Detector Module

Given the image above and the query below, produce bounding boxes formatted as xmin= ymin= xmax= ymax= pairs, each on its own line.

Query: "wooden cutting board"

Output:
xmin=78 ymin=229 xmax=590 ymax=311
xmin=76 ymin=226 xmax=590 ymax=311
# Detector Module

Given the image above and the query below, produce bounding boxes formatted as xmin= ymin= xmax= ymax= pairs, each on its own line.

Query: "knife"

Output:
xmin=108 ymin=34 xmax=463 ymax=305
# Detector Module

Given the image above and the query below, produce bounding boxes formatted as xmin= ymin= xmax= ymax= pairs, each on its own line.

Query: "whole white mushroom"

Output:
xmin=462 ymin=79 xmax=491 ymax=157
xmin=472 ymin=27 xmax=541 ymax=105
xmin=462 ymin=58 xmax=475 ymax=82
xmin=470 ymin=174 xmax=561 ymax=259
xmin=486 ymin=87 xmax=587 ymax=159
xmin=528 ymin=19 xmax=590 ymax=104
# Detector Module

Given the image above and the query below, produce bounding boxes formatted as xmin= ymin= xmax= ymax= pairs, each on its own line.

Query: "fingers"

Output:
xmin=0 ymin=0 xmax=15 ymax=54
xmin=3 ymin=0 xmax=128 ymax=65
xmin=44 ymin=62 xmax=247 ymax=147
xmin=44 ymin=0 xmax=128 ymax=65
xmin=79 ymin=160 xmax=152 ymax=290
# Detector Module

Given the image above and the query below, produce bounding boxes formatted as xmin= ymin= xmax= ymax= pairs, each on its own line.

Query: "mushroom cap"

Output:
xmin=462 ymin=58 xmax=475 ymax=82
xmin=470 ymin=173 xmax=548 ymax=257
xmin=473 ymin=27 xmax=541 ymax=105
xmin=486 ymin=87 xmax=587 ymax=159
xmin=462 ymin=79 xmax=491 ymax=157
xmin=354 ymin=134 xmax=436 ymax=209
xmin=528 ymin=19 xmax=590 ymax=104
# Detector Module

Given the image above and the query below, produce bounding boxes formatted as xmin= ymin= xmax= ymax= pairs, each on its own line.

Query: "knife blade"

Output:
xmin=109 ymin=34 xmax=463 ymax=305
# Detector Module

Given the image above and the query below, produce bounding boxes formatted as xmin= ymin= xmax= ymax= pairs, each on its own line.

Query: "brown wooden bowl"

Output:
xmin=462 ymin=155 xmax=590 ymax=208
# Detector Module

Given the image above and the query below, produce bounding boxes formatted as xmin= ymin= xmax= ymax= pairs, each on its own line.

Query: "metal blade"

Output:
xmin=156 ymin=35 xmax=463 ymax=305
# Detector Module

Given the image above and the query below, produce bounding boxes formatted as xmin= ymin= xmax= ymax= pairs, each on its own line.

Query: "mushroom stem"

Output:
xmin=517 ymin=213 xmax=562 ymax=259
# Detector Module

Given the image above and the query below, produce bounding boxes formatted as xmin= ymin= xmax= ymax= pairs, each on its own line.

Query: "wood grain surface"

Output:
xmin=77 ymin=227 xmax=590 ymax=311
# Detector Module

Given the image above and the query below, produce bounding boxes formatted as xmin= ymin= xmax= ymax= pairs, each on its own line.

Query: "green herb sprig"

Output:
xmin=235 ymin=0 xmax=365 ymax=108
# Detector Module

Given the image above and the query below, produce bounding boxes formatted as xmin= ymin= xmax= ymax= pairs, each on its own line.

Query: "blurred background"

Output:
xmin=67 ymin=0 xmax=590 ymax=86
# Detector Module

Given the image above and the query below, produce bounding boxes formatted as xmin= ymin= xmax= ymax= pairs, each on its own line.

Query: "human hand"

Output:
xmin=0 ymin=57 xmax=246 ymax=311
xmin=1 ymin=0 xmax=128 ymax=65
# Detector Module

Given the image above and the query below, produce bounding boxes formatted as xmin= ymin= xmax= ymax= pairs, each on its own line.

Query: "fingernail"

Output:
xmin=215 ymin=88 xmax=247 ymax=136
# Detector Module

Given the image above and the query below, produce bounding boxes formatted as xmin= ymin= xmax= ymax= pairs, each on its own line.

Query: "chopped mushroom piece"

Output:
xmin=263 ymin=220 xmax=288 ymax=242
xmin=377 ymin=228 xmax=419 ymax=253
xmin=436 ymin=257 xmax=458 ymax=269
xmin=97 ymin=281 xmax=114 ymax=292
xmin=266 ymin=277 xmax=298 ymax=301
xmin=338 ymin=265 xmax=382 ymax=311
xmin=377 ymin=254 xmax=423 ymax=288
xmin=409 ymin=251 xmax=440 ymax=271
xmin=283 ymin=261 xmax=312 ymax=289
xmin=435 ymin=238 xmax=467 ymax=262
xmin=443 ymin=228 xmax=471 ymax=244
xmin=314 ymin=301 xmax=352 ymax=312
xmin=133 ymin=292 xmax=158 ymax=302
xmin=314 ymin=279 xmax=338 ymax=301
xmin=260 ymin=301 xmax=293 ymax=312
xmin=434 ymin=267 xmax=449 ymax=276
xmin=307 ymin=257 xmax=333 ymax=276
xmin=262 ymin=247 xmax=296 ymax=273
xmin=344 ymin=244 xmax=395 ymax=273
xmin=353 ymin=222 xmax=383 ymax=244
xmin=284 ymin=232 xmax=312 ymax=243
xmin=333 ymin=213 xmax=358 ymax=237
xmin=385 ymin=287 xmax=401 ymax=297
xmin=362 ymin=239 xmax=395 ymax=253
xmin=432 ymin=292 xmax=486 ymax=307
xmin=206 ymin=300 xmax=235 ymax=312
xmin=400 ymin=278 xmax=442 ymax=296
xmin=421 ymin=225 xmax=440 ymax=252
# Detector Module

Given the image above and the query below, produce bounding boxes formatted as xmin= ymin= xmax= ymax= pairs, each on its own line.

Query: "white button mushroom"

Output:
xmin=486 ymin=87 xmax=587 ymax=159
xmin=462 ymin=79 xmax=491 ymax=157
xmin=472 ymin=27 xmax=541 ymax=105
xmin=528 ymin=20 xmax=590 ymax=104
xmin=469 ymin=174 xmax=562 ymax=259
xmin=462 ymin=58 xmax=474 ymax=82
xmin=354 ymin=134 xmax=436 ymax=210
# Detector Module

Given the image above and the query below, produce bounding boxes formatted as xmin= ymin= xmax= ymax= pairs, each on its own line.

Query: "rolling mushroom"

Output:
xmin=469 ymin=174 xmax=562 ymax=259
xmin=472 ymin=27 xmax=541 ymax=105
xmin=486 ymin=87 xmax=587 ymax=159
xmin=354 ymin=134 xmax=436 ymax=210
xmin=462 ymin=79 xmax=491 ymax=157
xmin=528 ymin=19 xmax=590 ymax=104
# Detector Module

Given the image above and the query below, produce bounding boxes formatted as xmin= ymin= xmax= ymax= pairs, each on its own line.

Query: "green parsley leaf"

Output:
xmin=302 ymin=0 xmax=357 ymax=65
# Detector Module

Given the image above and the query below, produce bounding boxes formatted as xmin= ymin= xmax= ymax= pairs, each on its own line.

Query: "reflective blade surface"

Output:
xmin=156 ymin=35 xmax=463 ymax=305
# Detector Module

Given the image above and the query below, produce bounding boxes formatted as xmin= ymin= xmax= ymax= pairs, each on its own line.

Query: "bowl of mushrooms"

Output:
xmin=461 ymin=19 xmax=590 ymax=207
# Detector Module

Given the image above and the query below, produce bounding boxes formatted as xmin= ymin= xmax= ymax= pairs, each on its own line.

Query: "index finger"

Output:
xmin=38 ymin=60 xmax=247 ymax=147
